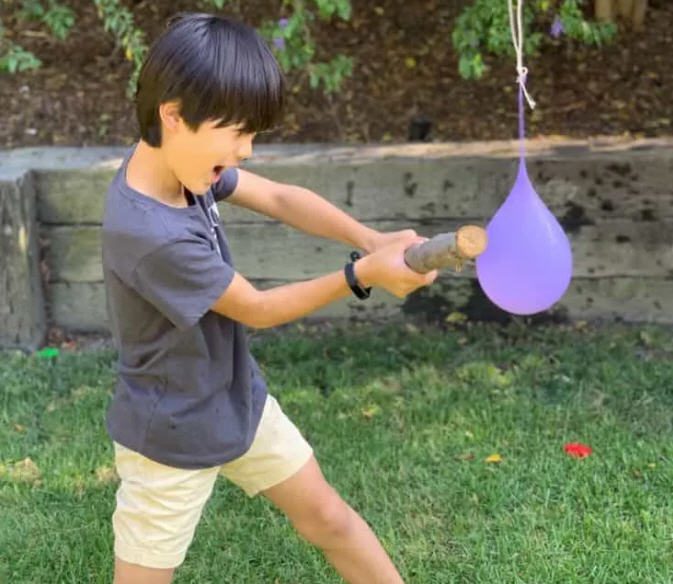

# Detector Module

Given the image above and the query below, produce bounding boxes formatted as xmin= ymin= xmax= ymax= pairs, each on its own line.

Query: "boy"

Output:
xmin=102 ymin=12 xmax=437 ymax=584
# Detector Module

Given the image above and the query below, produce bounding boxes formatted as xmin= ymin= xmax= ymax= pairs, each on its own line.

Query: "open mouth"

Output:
xmin=211 ymin=165 xmax=224 ymax=183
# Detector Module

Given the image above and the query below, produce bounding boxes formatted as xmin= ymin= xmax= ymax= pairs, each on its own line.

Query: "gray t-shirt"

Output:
xmin=102 ymin=144 xmax=267 ymax=469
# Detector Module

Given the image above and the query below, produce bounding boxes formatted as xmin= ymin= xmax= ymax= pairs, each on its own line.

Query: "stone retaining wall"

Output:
xmin=1 ymin=137 xmax=671 ymax=349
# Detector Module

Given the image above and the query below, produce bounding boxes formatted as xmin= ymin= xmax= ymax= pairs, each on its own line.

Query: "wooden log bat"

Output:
xmin=404 ymin=225 xmax=488 ymax=273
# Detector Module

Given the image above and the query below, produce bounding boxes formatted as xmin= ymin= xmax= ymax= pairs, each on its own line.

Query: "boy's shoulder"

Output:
xmin=102 ymin=172 xmax=203 ymax=276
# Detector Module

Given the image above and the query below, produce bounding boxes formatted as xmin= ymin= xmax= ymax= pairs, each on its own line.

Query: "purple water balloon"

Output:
xmin=476 ymin=162 xmax=572 ymax=314
xmin=476 ymin=78 xmax=573 ymax=315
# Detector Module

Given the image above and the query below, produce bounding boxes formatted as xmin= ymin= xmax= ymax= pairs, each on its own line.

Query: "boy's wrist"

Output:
xmin=353 ymin=254 xmax=375 ymax=288
xmin=358 ymin=227 xmax=380 ymax=254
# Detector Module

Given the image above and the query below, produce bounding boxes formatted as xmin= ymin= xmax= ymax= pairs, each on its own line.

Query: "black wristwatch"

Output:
xmin=344 ymin=251 xmax=372 ymax=300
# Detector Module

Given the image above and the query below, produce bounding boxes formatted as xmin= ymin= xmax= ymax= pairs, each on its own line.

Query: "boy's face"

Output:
xmin=159 ymin=101 xmax=255 ymax=195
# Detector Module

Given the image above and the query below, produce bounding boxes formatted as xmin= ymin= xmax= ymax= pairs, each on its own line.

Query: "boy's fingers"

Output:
xmin=399 ymin=236 xmax=429 ymax=258
xmin=424 ymin=270 xmax=438 ymax=285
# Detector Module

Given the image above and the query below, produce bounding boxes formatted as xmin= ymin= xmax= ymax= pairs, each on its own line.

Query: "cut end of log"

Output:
xmin=456 ymin=225 xmax=488 ymax=259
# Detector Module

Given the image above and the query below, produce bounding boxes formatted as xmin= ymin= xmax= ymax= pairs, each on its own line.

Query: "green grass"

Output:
xmin=1 ymin=322 xmax=673 ymax=583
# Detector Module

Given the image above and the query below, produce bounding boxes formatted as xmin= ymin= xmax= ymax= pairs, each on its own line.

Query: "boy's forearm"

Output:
xmin=254 ymin=271 xmax=350 ymax=328
xmin=253 ymin=261 xmax=374 ymax=329
xmin=275 ymin=186 xmax=378 ymax=252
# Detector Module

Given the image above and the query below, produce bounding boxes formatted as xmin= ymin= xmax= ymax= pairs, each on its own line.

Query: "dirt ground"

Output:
xmin=1 ymin=0 xmax=671 ymax=148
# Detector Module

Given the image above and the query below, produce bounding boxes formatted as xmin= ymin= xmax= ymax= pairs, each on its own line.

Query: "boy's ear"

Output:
xmin=158 ymin=101 xmax=183 ymax=134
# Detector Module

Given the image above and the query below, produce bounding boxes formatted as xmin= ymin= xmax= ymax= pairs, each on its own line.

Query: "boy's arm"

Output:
xmin=226 ymin=169 xmax=406 ymax=253
xmin=211 ymin=271 xmax=352 ymax=329
xmin=210 ymin=235 xmax=437 ymax=329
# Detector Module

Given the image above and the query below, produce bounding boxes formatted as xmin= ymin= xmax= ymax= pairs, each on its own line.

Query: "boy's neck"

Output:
xmin=126 ymin=140 xmax=193 ymax=208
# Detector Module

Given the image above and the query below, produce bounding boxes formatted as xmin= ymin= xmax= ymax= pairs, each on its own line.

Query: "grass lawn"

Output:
xmin=1 ymin=322 xmax=672 ymax=583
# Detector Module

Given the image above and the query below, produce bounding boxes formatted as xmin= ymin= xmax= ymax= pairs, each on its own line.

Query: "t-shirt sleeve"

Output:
xmin=213 ymin=167 xmax=239 ymax=202
xmin=131 ymin=236 xmax=235 ymax=330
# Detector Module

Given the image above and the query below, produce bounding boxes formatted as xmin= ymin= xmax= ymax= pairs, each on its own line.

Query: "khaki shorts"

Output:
xmin=112 ymin=394 xmax=313 ymax=569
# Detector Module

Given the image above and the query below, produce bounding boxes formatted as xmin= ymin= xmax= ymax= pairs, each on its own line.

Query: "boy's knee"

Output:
xmin=293 ymin=496 xmax=354 ymax=547
xmin=114 ymin=557 xmax=175 ymax=584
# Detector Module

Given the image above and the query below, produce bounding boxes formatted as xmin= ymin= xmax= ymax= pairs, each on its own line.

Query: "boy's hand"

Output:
xmin=364 ymin=229 xmax=419 ymax=253
xmin=355 ymin=233 xmax=438 ymax=299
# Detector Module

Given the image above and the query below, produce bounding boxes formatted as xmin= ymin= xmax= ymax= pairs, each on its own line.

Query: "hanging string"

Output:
xmin=508 ymin=0 xmax=535 ymax=159
xmin=508 ymin=0 xmax=536 ymax=112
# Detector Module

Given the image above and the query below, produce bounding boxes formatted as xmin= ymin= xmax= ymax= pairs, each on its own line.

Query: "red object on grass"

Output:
xmin=564 ymin=442 xmax=592 ymax=458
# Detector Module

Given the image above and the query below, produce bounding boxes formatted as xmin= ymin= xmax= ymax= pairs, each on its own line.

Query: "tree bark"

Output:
xmin=616 ymin=0 xmax=634 ymax=18
xmin=595 ymin=0 xmax=647 ymax=29
xmin=632 ymin=0 xmax=648 ymax=31
xmin=595 ymin=0 xmax=615 ymax=22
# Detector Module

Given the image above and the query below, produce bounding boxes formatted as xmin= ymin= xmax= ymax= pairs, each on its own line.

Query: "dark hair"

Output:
xmin=135 ymin=13 xmax=284 ymax=147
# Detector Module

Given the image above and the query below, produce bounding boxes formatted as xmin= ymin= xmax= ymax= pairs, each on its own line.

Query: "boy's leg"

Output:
xmin=262 ymin=456 xmax=404 ymax=584
xmin=220 ymin=394 xmax=404 ymax=584
xmin=112 ymin=442 xmax=220 ymax=584
xmin=113 ymin=559 xmax=174 ymax=584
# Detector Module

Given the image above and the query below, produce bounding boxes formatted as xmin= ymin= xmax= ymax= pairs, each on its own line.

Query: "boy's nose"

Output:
xmin=238 ymin=138 xmax=253 ymax=160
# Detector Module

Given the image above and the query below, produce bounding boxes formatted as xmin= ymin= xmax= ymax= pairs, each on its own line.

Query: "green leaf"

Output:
xmin=453 ymin=0 xmax=617 ymax=80
xmin=0 ymin=44 xmax=42 ymax=74
xmin=44 ymin=3 xmax=75 ymax=41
